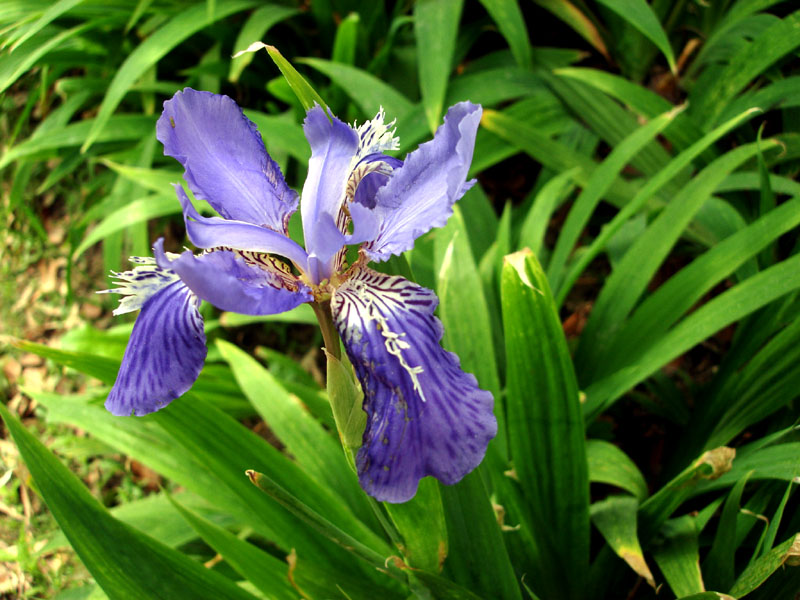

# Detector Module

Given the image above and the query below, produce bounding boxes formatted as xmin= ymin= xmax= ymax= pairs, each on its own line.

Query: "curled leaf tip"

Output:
xmin=695 ymin=446 xmax=735 ymax=479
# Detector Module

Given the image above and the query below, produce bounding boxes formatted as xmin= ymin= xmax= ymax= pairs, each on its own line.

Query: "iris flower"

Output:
xmin=102 ymin=89 xmax=496 ymax=502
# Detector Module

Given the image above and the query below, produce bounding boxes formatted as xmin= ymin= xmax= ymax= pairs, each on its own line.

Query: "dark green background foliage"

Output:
xmin=2 ymin=1 xmax=800 ymax=599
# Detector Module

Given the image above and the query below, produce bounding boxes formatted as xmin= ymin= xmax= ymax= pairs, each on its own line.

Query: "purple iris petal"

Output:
xmin=332 ymin=267 xmax=496 ymax=503
xmin=157 ymin=88 xmax=297 ymax=232
xmin=353 ymin=155 xmax=403 ymax=209
xmin=357 ymin=102 xmax=482 ymax=262
xmin=153 ymin=240 xmax=312 ymax=315
xmin=106 ymin=274 xmax=206 ymax=417
xmin=300 ymin=106 xmax=360 ymax=282
xmin=174 ymin=185 xmax=309 ymax=270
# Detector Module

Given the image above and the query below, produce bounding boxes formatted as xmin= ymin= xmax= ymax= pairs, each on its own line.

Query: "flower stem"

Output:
xmin=311 ymin=300 xmax=341 ymax=360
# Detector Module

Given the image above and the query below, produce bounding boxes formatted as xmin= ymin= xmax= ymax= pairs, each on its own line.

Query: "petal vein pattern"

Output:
xmin=332 ymin=267 xmax=496 ymax=503
xmin=103 ymin=265 xmax=207 ymax=417
xmin=156 ymin=89 xmax=297 ymax=231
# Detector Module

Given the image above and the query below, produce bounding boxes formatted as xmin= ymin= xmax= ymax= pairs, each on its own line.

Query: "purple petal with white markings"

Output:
xmin=157 ymin=88 xmax=297 ymax=232
xmin=332 ymin=267 xmax=496 ymax=502
xmin=106 ymin=276 xmax=206 ymax=417
xmin=153 ymin=239 xmax=312 ymax=315
xmin=357 ymin=102 xmax=481 ymax=262
xmin=174 ymin=185 xmax=309 ymax=270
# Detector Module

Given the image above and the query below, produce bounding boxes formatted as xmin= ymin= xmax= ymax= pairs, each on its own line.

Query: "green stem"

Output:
xmin=311 ymin=300 xmax=341 ymax=360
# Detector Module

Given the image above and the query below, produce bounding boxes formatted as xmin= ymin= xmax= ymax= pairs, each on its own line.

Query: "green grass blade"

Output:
xmin=518 ymin=168 xmax=578 ymax=261
xmin=1 ymin=115 xmax=156 ymax=168
xmin=245 ymin=470 xmax=398 ymax=576
xmin=4 ymin=0 xmax=83 ymax=51
xmin=0 ymin=402 xmax=258 ymax=600
xmin=576 ymin=138 xmax=779 ymax=383
xmin=531 ymin=0 xmax=609 ymax=59
xmin=596 ymin=0 xmax=676 ymax=73
xmin=584 ymin=253 xmax=800 ymax=420
xmin=590 ymin=495 xmax=655 ymax=589
xmin=299 ymin=58 xmax=413 ymax=118
xmin=80 ymin=0 xmax=259 ymax=153
xmin=729 ymin=533 xmax=800 ymax=597
xmin=73 ymin=193 xmax=177 ymax=258
xmin=415 ymin=0 xmax=463 ymax=133
xmin=586 ymin=440 xmax=648 ymax=501
xmin=478 ymin=0 xmax=532 ymax=68
xmin=434 ymin=206 xmax=504 ymax=449
xmin=599 ymin=194 xmax=800 ymax=378
xmin=650 ymin=516 xmax=705 ymax=598
xmin=216 ymin=339 xmax=374 ymax=522
xmin=691 ymin=10 xmax=800 ymax=127
xmin=548 ymin=105 xmax=681 ymax=296
xmin=438 ymin=471 xmax=522 ymax=600
xmin=703 ymin=473 xmax=752 ymax=591
xmin=502 ymin=250 xmax=589 ymax=600
xmin=384 ymin=478 xmax=447 ymax=572
xmin=167 ymin=494 xmax=297 ymax=600
xmin=228 ymin=4 xmax=297 ymax=83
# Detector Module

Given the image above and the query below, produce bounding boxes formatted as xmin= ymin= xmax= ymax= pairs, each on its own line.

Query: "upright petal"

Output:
xmin=157 ymin=88 xmax=297 ymax=232
xmin=175 ymin=185 xmax=309 ymax=270
xmin=300 ymin=106 xmax=359 ymax=281
xmin=103 ymin=259 xmax=206 ymax=416
xmin=332 ymin=267 xmax=496 ymax=502
xmin=153 ymin=239 xmax=312 ymax=315
xmin=357 ymin=102 xmax=481 ymax=262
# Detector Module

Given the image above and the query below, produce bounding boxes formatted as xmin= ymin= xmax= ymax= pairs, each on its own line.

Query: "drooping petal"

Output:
xmin=331 ymin=267 xmax=496 ymax=503
xmin=356 ymin=102 xmax=482 ymax=262
xmin=157 ymin=88 xmax=297 ymax=232
xmin=175 ymin=185 xmax=309 ymax=270
xmin=153 ymin=239 xmax=312 ymax=315
xmin=103 ymin=260 xmax=206 ymax=417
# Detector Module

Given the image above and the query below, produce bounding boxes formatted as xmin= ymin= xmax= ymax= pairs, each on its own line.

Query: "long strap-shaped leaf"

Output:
xmin=80 ymin=0 xmax=258 ymax=153
xmin=502 ymin=250 xmax=589 ymax=600
xmin=0 ymin=402 xmax=258 ymax=600
xmin=575 ymin=137 xmax=781 ymax=382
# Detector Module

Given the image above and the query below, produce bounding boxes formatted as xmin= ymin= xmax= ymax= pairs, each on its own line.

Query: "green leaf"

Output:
xmin=415 ymin=0 xmax=463 ymax=133
xmin=245 ymin=470 xmax=397 ymax=575
xmin=73 ymin=193 xmax=177 ymax=258
xmin=217 ymin=340 xmax=367 ymax=516
xmin=576 ymin=137 xmax=780 ymax=385
xmin=1 ymin=115 xmax=156 ymax=169
xmin=434 ymin=206 xmax=503 ymax=431
xmin=0 ymin=402 xmax=258 ymax=600
xmin=584 ymin=252 xmax=800 ymax=419
xmin=651 ymin=516 xmax=706 ymax=598
xmin=547 ymin=105 xmax=682 ymax=296
xmin=438 ymin=472 xmax=522 ymax=600
xmin=729 ymin=533 xmax=800 ymax=597
xmin=501 ymin=250 xmax=589 ymax=600
xmin=639 ymin=447 xmax=736 ymax=542
xmin=167 ymin=494 xmax=297 ymax=600
xmin=228 ymin=4 xmax=298 ymax=83
xmin=590 ymin=495 xmax=655 ymax=589
xmin=692 ymin=10 xmax=800 ymax=126
xmin=299 ymin=58 xmax=413 ymax=118
xmin=81 ymin=0 xmax=259 ymax=152
xmin=531 ymin=0 xmax=609 ymax=60
xmin=586 ymin=440 xmax=648 ymax=501
xmin=4 ymin=0 xmax=83 ymax=51
xmin=518 ymin=168 xmax=578 ymax=261
xmin=703 ymin=472 xmax=752 ymax=591
xmin=385 ymin=478 xmax=447 ymax=572
xmin=478 ymin=0 xmax=532 ymax=68
xmin=596 ymin=0 xmax=676 ymax=73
